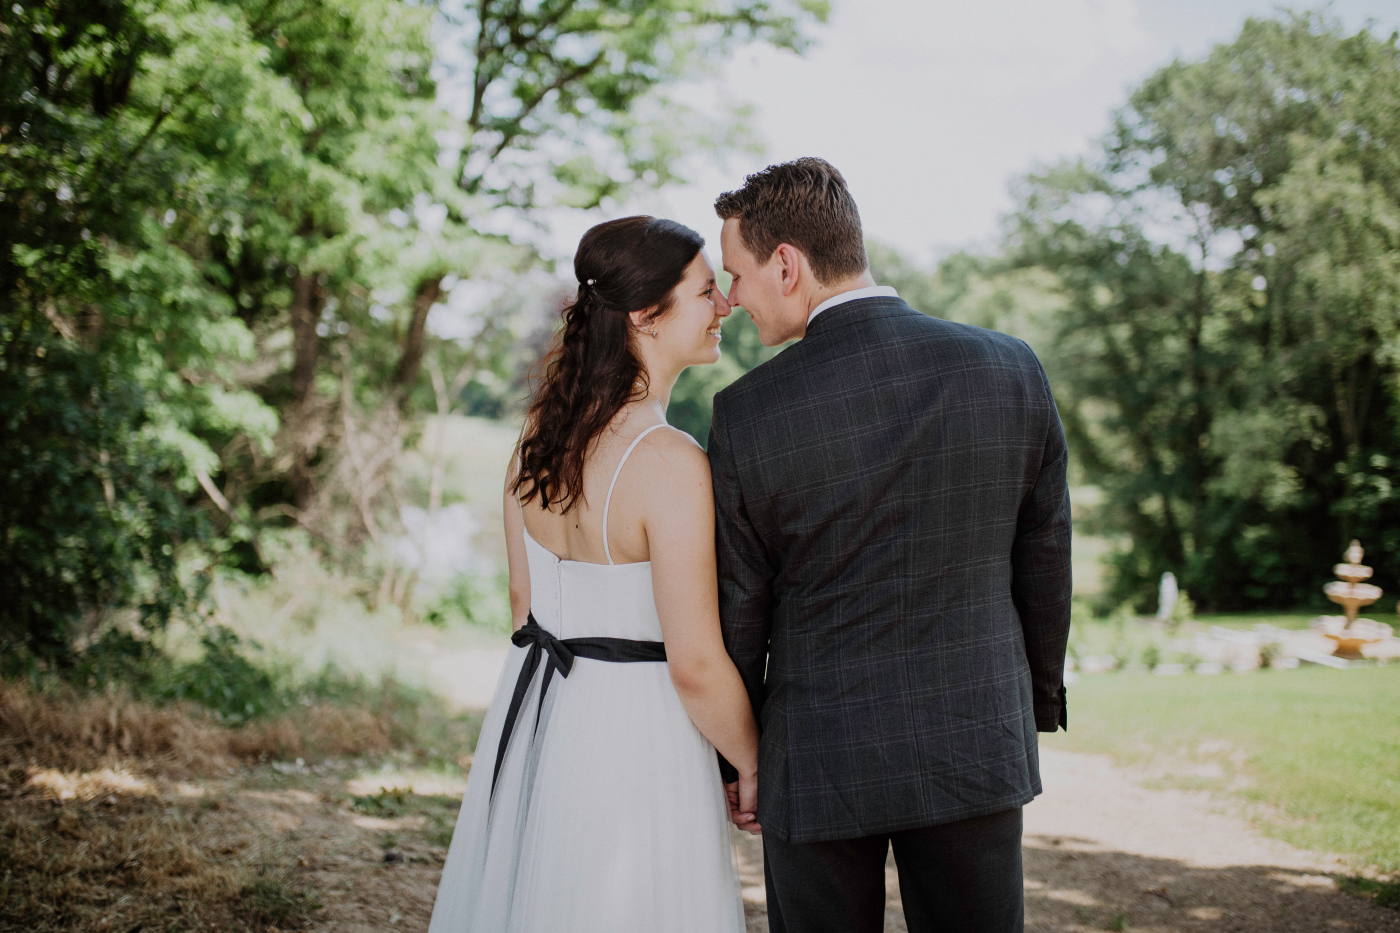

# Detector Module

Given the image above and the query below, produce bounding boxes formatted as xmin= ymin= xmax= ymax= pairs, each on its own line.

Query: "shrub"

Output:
xmin=238 ymin=865 xmax=323 ymax=926
xmin=350 ymin=787 xmax=412 ymax=817
xmin=421 ymin=572 xmax=512 ymax=631
xmin=1140 ymin=643 xmax=1163 ymax=670
xmin=156 ymin=627 xmax=289 ymax=724
xmin=1167 ymin=591 xmax=1196 ymax=635
xmin=1340 ymin=876 xmax=1400 ymax=910
xmin=0 ymin=323 xmax=207 ymax=667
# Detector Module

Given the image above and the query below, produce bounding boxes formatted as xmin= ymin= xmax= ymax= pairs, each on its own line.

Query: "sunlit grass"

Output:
xmin=1044 ymin=665 xmax=1400 ymax=872
xmin=1196 ymin=610 xmax=1320 ymax=630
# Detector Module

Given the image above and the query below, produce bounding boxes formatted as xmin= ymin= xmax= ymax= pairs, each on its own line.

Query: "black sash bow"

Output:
xmin=491 ymin=613 xmax=667 ymax=794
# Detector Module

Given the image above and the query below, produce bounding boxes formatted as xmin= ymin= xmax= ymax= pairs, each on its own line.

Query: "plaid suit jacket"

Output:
xmin=708 ymin=296 xmax=1072 ymax=844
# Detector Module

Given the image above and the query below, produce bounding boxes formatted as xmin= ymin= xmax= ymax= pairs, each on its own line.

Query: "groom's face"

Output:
xmin=720 ymin=218 xmax=805 ymax=346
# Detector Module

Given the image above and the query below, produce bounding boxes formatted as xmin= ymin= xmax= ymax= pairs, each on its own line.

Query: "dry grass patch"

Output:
xmin=22 ymin=765 xmax=158 ymax=801
xmin=0 ymin=676 xmax=479 ymax=931
xmin=0 ymin=680 xmax=397 ymax=780
xmin=0 ymin=789 xmax=288 ymax=932
xmin=225 ymin=704 xmax=394 ymax=763
xmin=0 ymin=763 xmax=466 ymax=932
xmin=0 ymin=681 xmax=232 ymax=776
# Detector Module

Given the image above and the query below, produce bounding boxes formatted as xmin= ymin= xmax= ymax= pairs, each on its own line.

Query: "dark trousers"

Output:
xmin=763 ymin=807 xmax=1024 ymax=933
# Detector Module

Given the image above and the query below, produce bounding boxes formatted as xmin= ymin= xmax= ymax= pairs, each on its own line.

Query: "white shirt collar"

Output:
xmin=806 ymin=285 xmax=899 ymax=326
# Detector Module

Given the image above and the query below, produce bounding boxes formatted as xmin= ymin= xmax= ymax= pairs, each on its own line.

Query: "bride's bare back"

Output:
xmin=501 ymin=392 xmax=758 ymax=793
xmin=509 ymin=403 xmax=701 ymax=567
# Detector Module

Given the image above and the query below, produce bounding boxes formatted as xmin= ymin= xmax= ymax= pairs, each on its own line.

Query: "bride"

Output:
xmin=427 ymin=216 xmax=758 ymax=932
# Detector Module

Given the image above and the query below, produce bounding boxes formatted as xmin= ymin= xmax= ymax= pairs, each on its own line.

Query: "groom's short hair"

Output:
xmin=714 ymin=158 xmax=867 ymax=286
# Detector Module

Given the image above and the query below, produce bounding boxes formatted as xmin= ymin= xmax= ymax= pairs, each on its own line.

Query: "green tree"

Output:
xmin=1010 ymin=14 xmax=1400 ymax=610
xmin=866 ymin=242 xmax=1063 ymax=350
xmin=0 ymin=0 xmax=827 ymax=660
xmin=1 ymin=0 xmax=277 ymax=660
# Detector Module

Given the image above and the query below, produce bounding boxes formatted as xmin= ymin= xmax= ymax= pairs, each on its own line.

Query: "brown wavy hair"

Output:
xmin=514 ymin=216 xmax=705 ymax=512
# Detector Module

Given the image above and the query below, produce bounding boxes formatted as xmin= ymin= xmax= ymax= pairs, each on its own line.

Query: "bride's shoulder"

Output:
xmin=638 ymin=424 xmax=705 ymax=459
xmin=630 ymin=425 xmax=709 ymax=486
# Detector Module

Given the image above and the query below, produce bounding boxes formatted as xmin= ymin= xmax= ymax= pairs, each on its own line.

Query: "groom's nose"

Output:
xmin=715 ymin=287 xmax=733 ymax=317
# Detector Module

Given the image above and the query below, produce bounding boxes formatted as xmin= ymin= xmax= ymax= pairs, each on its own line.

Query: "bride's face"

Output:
xmin=647 ymin=252 xmax=732 ymax=367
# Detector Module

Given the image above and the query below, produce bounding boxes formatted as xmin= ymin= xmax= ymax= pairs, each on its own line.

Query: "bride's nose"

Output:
xmin=714 ymin=287 xmax=733 ymax=318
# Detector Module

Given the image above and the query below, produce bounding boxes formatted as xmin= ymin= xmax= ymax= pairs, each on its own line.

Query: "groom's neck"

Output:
xmin=804 ymin=269 xmax=879 ymax=318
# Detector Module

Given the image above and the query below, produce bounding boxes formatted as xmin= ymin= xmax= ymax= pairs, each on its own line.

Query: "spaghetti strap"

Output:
xmin=602 ymin=423 xmax=671 ymax=565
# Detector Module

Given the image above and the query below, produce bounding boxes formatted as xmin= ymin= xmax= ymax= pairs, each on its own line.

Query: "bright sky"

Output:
xmin=552 ymin=0 xmax=1400 ymax=267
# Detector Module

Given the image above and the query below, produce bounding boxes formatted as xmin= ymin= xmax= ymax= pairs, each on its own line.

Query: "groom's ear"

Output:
xmin=774 ymin=243 xmax=803 ymax=296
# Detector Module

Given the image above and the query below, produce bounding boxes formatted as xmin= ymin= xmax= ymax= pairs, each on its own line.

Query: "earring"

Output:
xmin=650 ymin=327 xmax=658 ymax=337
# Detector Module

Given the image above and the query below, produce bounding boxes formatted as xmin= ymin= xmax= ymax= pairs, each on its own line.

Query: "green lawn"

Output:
xmin=1044 ymin=665 xmax=1400 ymax=873
xmin=1195 ymin=610 xmax=1319 ymax=630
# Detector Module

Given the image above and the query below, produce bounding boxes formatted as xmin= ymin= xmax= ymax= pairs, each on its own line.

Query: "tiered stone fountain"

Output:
xmin=1313 ymin=540 xmax=1394 ymax=659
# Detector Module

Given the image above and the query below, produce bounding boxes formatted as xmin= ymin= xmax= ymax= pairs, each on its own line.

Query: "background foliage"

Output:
xmin=1021 ymin=14 xmax=1400 ymax=611
xmin=6 ymin=4 xmax=1400 ymax=689
xmin=872 ymin=14 xmax=1400 ymax=612
xmin=0 ymin=0 xmax=827 ymax=671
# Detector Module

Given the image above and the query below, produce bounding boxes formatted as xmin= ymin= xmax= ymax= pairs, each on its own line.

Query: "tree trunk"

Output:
xmin=288 ymin=270 xmax=324 ymax=509
xmin=393 ymin=276 xmax=443 ymax=411
xmin=1186 ymin=268 xmax=1211 ymax=561
xmin=290 ymin=271 xmax=323 ymax=406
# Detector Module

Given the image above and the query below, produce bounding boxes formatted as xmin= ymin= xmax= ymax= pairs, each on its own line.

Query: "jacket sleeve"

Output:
xmin=707 ymin=394 xmax=775 ymax=728
xmin=1012 ymin=362 xmax=1074 ymax=732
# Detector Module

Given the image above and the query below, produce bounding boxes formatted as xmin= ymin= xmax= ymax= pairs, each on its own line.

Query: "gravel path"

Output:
xmin=732 ymin=747 xmax=1397 ymax=932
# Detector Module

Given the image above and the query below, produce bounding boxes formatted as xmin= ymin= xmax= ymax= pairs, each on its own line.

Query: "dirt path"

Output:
xmin=389 ymin=647 xmax=1397 ymax=931
xmin=729 ymin=746 xmax=1395 ymax=932
xmin=249 ymin=746 xmax=1397 ymax=932
xmin=16 ymin=745 xmax=1390 ymax=931
xmin=199 ymin=748 xmax=1400 ymax=932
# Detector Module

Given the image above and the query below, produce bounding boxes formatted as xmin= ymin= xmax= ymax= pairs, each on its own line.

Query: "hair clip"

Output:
xmin=585 ymin=278 xmax=596 ymax=286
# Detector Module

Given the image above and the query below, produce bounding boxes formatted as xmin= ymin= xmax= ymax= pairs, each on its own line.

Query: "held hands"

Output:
xmin=724 ymin=772 xmax=761 ymax=835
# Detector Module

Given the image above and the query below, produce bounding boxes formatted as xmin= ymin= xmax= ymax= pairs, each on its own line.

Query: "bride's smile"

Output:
xmin=638 ymin=251 xmax=733 ymax=369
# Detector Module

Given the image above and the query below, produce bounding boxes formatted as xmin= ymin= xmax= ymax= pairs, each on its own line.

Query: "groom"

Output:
xmin=708 ymin=158 xmax=1072 ymax=933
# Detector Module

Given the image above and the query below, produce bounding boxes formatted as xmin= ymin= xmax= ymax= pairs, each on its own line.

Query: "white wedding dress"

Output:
xmin=428 ymin=424 xmax=745 ymax=933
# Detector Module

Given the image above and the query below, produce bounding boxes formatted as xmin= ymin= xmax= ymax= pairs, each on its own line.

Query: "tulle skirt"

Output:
xmin=427 ymin=643 xmax=745 ymax=933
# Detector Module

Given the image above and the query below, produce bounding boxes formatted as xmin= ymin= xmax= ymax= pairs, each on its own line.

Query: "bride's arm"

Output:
xmin=642 ymin=434 xmax=761 ymax=815
xmin=503 ymin=458 xmax=531 ymax=633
